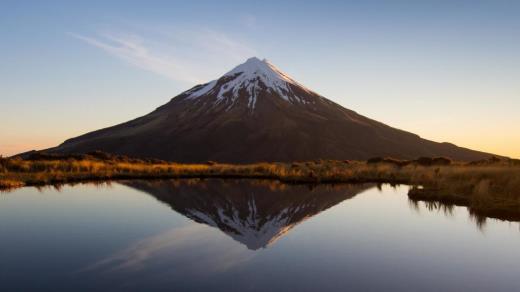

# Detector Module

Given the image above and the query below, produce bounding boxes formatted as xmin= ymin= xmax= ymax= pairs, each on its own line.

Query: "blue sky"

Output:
xmin=1 ymin=1 xmax=519 ymax=157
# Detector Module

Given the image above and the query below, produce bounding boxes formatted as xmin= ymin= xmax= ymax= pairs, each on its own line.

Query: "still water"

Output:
xmin=1 ymin=179 xmax=519 ymax=291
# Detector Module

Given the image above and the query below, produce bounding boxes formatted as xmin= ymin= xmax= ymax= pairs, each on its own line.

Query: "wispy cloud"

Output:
xmin=80 ymin=224 xmax=255 ymax=277
xmin=70 ymin=33 xmax=199 ymax=83
xmin=70 ymin=28 xmax=257 ymax=84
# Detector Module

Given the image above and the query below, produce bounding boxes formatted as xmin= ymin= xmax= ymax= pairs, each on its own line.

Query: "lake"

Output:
xmin=1 ymin=179 xmax=519 ymax=291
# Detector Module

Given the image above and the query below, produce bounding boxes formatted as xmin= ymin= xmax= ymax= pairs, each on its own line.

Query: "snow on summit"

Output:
xmin=186 ymin=57 xmax=313 ymax=109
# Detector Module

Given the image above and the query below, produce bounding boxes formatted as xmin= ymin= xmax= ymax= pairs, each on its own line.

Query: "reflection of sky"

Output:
xmin=82 ymin=224 xmax=255 ymax=276
xmin=1 ymin=182 xmax=520 ymax=291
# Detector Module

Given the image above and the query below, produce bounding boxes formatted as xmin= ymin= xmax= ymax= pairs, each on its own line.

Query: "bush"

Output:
xmin=413 ymin=157 xmax=451 ymax=166
xmin=468 ymin=156 xmax=504 ymax=166
xmin=147 ymin=158 xmax=166 ymax=164
xmin=87 ymin=151 xmax=113 ymax=161
xmin=415 ymin=157 xmax=434 ymax=166
xmin=367 ymin=157 xmax=384 ymax=164
xmin=432 ymin=157 xmax=452 ymax=165
xmin=367 ymin=157 xmax=409 ymax=167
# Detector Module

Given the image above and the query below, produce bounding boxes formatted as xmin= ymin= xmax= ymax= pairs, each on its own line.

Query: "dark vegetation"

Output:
xmin=1 ymin=152 xmax=520 ymax=222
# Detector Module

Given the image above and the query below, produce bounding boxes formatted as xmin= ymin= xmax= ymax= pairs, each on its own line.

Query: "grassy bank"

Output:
xmin=1 ymin=152 xmax=520 ymax=221
xmin=408 ymin=165 xmax=520 ymax=221
xmin=0 ymin=152 xmax=462 ymax=186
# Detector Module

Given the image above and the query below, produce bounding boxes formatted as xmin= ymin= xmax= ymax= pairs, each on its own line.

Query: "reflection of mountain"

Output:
xmin=122 ymin=180 xmax=372 ymax=250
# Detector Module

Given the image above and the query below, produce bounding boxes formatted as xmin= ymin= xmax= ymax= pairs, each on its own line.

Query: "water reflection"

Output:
xmin=122 ymin=179 xmax=373 ymax=250
xmin=2 ymin=180 xmax=520 ymax=291
xmin=81 ymin=224 xmax=256 ymax=277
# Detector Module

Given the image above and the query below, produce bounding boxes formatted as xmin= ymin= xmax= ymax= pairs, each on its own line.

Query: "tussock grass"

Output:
xmin=0 ymin=178 xmax=24 ymax=190
xmin=408 ymin=165 xmax=520 ymax=221
xmin=1 ymin=152 xmax=520 ymax=221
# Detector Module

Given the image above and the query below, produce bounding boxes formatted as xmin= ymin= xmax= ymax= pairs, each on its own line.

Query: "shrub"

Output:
xmin=87 ymin=150 xmax=113 ymax=161
xmin=147 ymin=158 xmax=166 ymax=164
xmin=367 ymin=157 xmax=384 ymax=164
xmin=367 ymin=157 xmax=409 ymax=167
xmin=415 ymin=157 xmax=434 ymax=166
xmin=468 ymin=156 xmax=504 ymax=166
xmin=432 ymin=157 xmax=452 ymax=165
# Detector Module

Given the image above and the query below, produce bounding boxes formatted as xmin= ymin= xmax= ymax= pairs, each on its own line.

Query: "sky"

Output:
xmin=1 ymin=0 xmax=519 ymax=158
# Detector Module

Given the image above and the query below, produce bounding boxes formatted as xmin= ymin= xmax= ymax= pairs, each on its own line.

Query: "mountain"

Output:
xmin=49 ymin=57 xmax=493 ymax=162
xmin=122 ymin=179 xmax=373 ymax=250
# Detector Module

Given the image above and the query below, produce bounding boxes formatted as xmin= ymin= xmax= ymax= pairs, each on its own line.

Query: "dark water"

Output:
xmin=1 ymin=180 xmax=519 ymax=292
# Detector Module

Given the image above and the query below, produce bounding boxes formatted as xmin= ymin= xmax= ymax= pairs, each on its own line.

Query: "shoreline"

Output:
xmin=2 ymin=154 xmax=519 ymax=222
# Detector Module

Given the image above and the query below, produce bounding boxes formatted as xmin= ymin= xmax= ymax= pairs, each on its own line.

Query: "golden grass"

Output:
xmin=1 ymin=154 xmax=520 ymax=221
xmin=0 ymin=178 xmax=25 ymax=190
xmin=408 ymin=165 xmax=520 ymax=221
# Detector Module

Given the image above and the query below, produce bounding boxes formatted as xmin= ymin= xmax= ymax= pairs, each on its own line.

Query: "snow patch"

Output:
xmin=186 ymin=57 xmax=313 ymax=110
xmin=184 ymin=195 xmax=306 ymax=250
xmin=185 ymin=80 xmax=217 ymax=99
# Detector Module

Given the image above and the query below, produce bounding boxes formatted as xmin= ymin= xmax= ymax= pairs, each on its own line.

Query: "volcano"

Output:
xmin=50 ymin=57 xmax=492 ymax=162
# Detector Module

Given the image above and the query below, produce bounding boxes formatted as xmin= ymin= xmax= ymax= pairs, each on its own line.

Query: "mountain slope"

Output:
xmin=50 ymin=57 xmax=493 ymax=162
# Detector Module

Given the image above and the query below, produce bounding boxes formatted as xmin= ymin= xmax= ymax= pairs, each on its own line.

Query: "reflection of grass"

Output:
xmin=408 ymin=165 xmax=520 ymax=222
xmin=0 ymin=178 xmax=25 ymax=190
xmin=1 ymin=152 xmax=520 ymax=221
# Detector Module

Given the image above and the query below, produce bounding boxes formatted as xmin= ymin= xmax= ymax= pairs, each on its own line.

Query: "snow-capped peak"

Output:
xmin=223 ymin=57 xmax=298 ymax=86
xmin=184 ymin=196 xmax=308 ymax=250
xmin=185 ymin=57 xmax=313 ymax=109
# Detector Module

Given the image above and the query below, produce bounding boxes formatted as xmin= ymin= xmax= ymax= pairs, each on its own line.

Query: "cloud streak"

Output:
xmin=70 ymin=28 xmax=257 ymax=84
xmin=80 ymin=224 xmax=255 ymax=277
